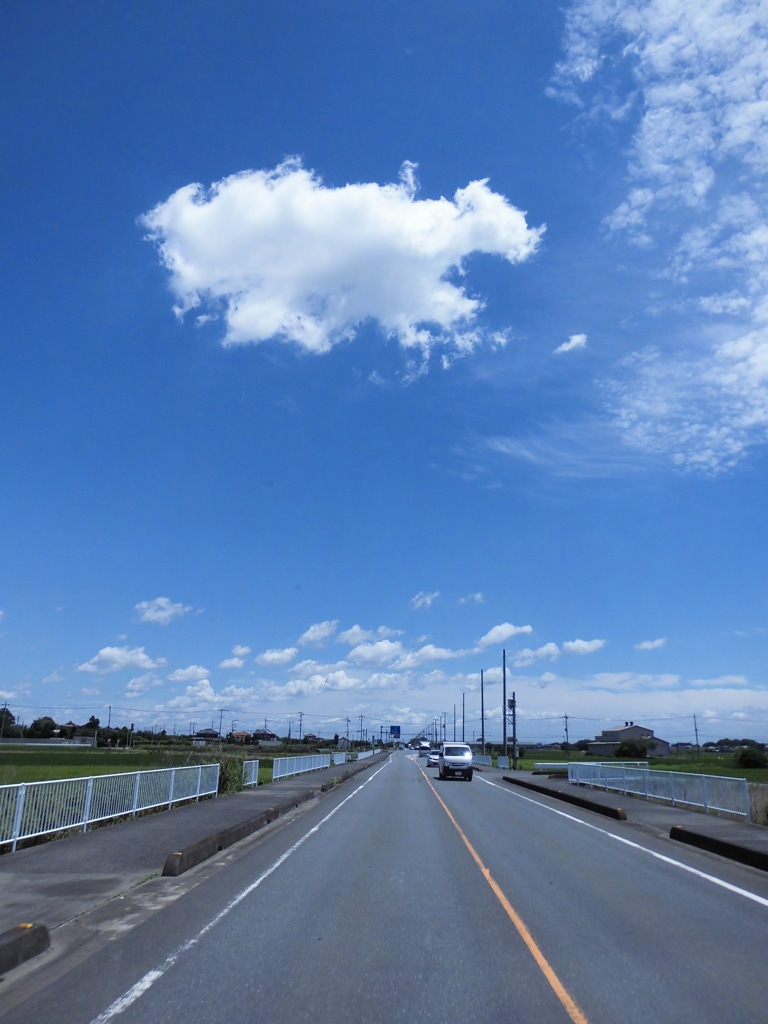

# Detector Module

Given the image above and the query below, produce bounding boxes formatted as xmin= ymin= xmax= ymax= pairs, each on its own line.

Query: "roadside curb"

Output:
xmin=162 ymin=758 xmax=381 ymax=877
xmin=161 ymin=796 xmax=310 ymax=876
xmin=669 ymin=825 xmax=768 ymax=872
xmin=0 ymin=923 xmax=50 ymax=976
xmin=502 ymin=775 xmax=628 ymax=820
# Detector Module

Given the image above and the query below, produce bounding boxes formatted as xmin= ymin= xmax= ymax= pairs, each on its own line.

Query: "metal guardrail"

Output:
xmin=0 ymin=764 xmax=220 ymax=852
xmin=535 ymin=760 xmax=647 ymax=774
xmin=271 ymin=754 xmax=331 ymax=780
xmin=568 ymin=762 xmax=750 ymax=821
xmin=243 ymin=759 xmax=260 ymax=787
xmin=473 ymin=755 xmax=492 ymax=766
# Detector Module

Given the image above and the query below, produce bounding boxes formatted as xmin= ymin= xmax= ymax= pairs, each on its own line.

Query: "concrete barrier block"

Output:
xmin=670 ymin=825 xmax=768 ymax=872
xmin=503 ymin=775 xmax=627 ymax=820
xmin=0 ymin=923 xmax=50 ymax=975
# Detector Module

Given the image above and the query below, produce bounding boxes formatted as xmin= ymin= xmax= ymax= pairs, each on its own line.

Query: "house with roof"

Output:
xmin=252 ymin=728 xmax=279 ymax=742
xmin=230 ymin=730 xmax=253 ymax=744
xmin=587 ymin=722 xmax=670 ymax=758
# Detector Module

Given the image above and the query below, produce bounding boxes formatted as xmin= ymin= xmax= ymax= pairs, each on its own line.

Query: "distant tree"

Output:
xmin=615 ymin=739 xmax=648 ymax=759
xmin=27 ymin=716 xmax=57 ymax=739
xmin=0 ymin=706 xmax=21 ymax=737
xmin=735 ymin=747 xmax=768 ymax=769
xmin=717 ymin=737 xmax=765 ymax=750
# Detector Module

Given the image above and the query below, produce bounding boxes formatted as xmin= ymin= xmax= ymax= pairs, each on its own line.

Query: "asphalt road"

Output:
xmin=2 ymin=751 xmax=768 ymax=1023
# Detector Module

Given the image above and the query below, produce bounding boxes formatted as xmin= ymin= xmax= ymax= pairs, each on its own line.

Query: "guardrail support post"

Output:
xmin=11 ymin=784 xmax=26 ymax=853
xmin=82 ymin=776 xmax=95 ymax=833
xmin=131 ymin=772 xmax=141 ymax=816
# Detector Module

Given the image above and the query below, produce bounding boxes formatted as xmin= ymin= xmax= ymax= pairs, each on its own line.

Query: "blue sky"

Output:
xmin=3 ymin=0 xmax=768 ymax=746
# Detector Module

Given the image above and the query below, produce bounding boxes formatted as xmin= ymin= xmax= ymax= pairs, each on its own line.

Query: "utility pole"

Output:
xmin=480 ymin=670 xmax=485 ymax=755
xmin=502 ymin=649 xmax=508 ymax=758
xmin=693 ymin=713 xmax=700 ymax=755
xmin=462 ymin=692 xmax=465 ymax=742
xmin=510 ymin=691 xmax=517 ymax=770
xmin=359 ymin=714 xmax=364 ymax=744
xmin=564 ymin=714 xmax=570 ymax=758
xmin=453 ymin=704 xmax=456 ymax=742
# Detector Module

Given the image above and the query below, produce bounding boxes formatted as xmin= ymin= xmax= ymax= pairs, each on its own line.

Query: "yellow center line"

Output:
xmin=420 ymin=765 xmax=589 ymax=1024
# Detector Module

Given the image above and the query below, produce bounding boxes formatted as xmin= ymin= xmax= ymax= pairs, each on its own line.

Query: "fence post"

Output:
xmin=743 ymin=779 xmax=750 ymax=823
xmin=11 ymin=784 xmax=27 ymax=853
xmin=168 ymin=767 xmax=176 ymax=810
xmin=669 ymin=771 xmax=676 ymax=808
xmin=131 ymin=772 xmax=141 ymax=817
xmin=82 ymin=776 xmax=95 ymax=832
xmin=701 ymin=774 xmax=708 ymax=814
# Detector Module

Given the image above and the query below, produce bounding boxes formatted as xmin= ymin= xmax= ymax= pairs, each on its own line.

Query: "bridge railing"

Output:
xmin=568 ymin=762 xmax=750 ymax=821
xmin=0 ymin=763 xmax=220 ymax=852
xmin=243 ymin=759 xmax=260 ymax=787
xmin=271 ymin=754 xmax=331 ymax=780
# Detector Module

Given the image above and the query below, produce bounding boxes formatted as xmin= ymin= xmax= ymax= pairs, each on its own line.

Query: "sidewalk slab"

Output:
xmin=499 ymin=769 xmax=768 ymax=868
xmin=0 ymin=756 xmax=383 ymax=971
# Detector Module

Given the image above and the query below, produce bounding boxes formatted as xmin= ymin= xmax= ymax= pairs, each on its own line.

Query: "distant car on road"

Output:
xmin=438 ymin=742 xmax=473 ymax=781
xmin=426 ymin=748 xmax=441 ymax=768
xmin=418 ymin=740 xmax=431 ymax=757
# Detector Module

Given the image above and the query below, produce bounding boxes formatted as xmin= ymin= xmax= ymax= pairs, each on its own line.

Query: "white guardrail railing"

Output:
xmin=568 ymin=762 xmax=750 ymax=821
xmin=243 ymin=759 xmax=260 ymax=787
xmin=0 ymin=763 xmax=220 ymax=852
xmin=271 ymin=751 xmax=356 ymax=780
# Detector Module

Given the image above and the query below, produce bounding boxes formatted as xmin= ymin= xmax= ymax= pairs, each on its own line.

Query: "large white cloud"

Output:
xmin=141 ymin=160 xmax=543 ymax=364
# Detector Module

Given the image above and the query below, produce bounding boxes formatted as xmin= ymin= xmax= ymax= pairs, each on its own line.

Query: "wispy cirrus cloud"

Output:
xmin=554 ymin=333 xmax=587 ymax=355
xmin=635 ymin=637 xmax=667 ymax=651
xmin=551 ymin=0 xmax=768 ymax=473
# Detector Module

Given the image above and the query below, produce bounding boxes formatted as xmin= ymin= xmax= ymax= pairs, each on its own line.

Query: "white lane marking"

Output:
xmin=478 ymin=775 xmax=768 ymax=909
xmin=90 ymin=759 xmax=391 ymax=1023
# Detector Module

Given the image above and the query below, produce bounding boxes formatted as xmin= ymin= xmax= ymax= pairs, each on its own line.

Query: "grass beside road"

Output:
xmin=0 ymin=747 xmax=207 ymax=785
xmin=0 ymin=745 xmax=281 ymax=790
xmin=516 ymin=748 xmax=768 ymax=783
